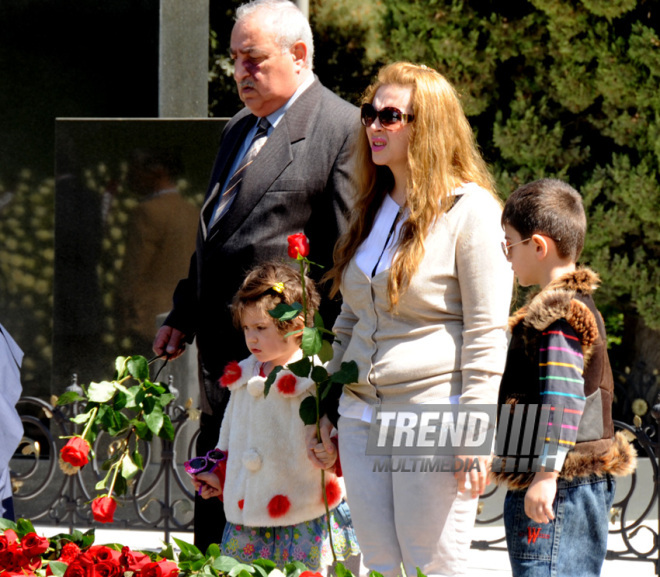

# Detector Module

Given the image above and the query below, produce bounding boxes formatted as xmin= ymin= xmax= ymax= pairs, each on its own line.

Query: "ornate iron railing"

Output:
xmin=9 ymin=396 xmax=660 ymax=572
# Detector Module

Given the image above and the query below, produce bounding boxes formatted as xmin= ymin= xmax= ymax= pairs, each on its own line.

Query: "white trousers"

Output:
xmin=338 ymin=416 xmax=479 ymax=577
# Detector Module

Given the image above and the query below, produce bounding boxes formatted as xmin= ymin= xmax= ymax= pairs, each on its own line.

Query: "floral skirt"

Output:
xmin=221 ymin=500 xmax=360 ymax=570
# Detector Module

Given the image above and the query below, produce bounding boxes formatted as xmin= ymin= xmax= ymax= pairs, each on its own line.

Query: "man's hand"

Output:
xmin=455 ymin=454 xmax=492 ymax=498
xmin=152 ymin=325 xmax=187 ymax=360
xmin=305 ymin=415 xmax=335 ymax=469
xmin=524 ymin=471 xmax=559 ymax=524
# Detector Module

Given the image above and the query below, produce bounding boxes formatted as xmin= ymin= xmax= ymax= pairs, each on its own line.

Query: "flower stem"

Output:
xmin=80 ymin=406 xmax=98 ymax=442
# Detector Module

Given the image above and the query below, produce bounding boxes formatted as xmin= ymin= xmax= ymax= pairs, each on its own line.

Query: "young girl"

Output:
xmin=192 ymin=262 xmax=359 ymax=572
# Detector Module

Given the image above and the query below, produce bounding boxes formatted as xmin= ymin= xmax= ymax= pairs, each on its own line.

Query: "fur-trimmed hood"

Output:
xmin=508 ymin=268 xmax=601 ymax=365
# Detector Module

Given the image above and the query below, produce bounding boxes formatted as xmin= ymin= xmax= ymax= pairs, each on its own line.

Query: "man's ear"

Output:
xmin=290 ymin=41 xmax=307 ymax=70
xmin=531 ymin=234 xmax=549 ymax=260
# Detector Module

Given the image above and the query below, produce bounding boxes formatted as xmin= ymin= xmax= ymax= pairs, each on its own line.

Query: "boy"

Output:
xmin=491 ymin=178 xmax=636 ymax=576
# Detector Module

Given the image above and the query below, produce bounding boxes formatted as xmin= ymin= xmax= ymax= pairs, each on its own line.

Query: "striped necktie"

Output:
xmin=209 ymin=116 xmax=271 ymax=229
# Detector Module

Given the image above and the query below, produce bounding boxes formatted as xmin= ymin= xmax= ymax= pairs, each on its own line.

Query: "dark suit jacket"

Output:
xmin=165 ymin=78 xmax=358 ymax=415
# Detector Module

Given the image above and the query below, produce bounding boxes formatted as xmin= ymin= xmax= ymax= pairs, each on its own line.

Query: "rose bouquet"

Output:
xmin=0 ymin=519 xmax=366 ymax=577
xmin=55 ymin=355 xmax=176 ymax=523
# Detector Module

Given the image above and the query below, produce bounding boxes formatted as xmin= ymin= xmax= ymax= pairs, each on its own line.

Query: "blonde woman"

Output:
xmin=306 ymin=62 xmax=513 ymax=576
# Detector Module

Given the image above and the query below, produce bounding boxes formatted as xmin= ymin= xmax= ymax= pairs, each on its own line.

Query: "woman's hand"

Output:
xmin=454 ymin=454 xmax=492 ymax=498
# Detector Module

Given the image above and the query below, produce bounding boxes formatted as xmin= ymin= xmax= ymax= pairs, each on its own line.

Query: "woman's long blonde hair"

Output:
xmin=328 ymin=62 xmax=499 ymax=309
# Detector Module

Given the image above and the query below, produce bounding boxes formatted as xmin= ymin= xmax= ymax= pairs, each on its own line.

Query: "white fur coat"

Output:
xmin=218 ymin=354 xmax=344 ymax=527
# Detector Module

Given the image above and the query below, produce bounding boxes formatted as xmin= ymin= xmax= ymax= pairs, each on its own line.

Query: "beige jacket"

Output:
xmin=329 ymin=184 xmax=513 ymax=406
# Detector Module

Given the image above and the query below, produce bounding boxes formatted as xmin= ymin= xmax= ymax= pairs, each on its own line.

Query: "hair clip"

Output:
xmin=271 ymin=282 xmax=285 ymax=293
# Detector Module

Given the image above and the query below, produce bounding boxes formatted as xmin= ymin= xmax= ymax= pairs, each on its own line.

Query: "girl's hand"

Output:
xmin=305 ymin=415 xmax=335 ymax=469
xmin=192 ymin=471 xmax=223 ymax=500
xmin=313 ymin=442 xmax=338 ymax=469
xmin=524 ymin=471 xmax=559 ymax=524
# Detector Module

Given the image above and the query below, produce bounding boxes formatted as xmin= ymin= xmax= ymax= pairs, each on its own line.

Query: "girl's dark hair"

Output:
xmin=231 ymin=261 xmax=320 ymax=336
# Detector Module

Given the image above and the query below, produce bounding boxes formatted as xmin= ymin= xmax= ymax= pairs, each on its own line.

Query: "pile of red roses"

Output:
xmin=0 ymin=528 xmax=49 ymax=575
xmin=0 ymin=525 xmax=177 ymax=577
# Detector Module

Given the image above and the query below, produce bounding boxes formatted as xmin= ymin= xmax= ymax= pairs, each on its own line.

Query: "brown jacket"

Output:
xmin=492 ymin=268 xmax=636 ymax=489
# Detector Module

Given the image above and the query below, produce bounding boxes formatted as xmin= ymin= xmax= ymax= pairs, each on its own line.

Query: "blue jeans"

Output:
xmin=504 ymin=474 xmax=615 ymax=577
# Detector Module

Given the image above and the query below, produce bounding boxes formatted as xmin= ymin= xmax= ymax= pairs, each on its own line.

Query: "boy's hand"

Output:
xmin=524 ymin=471 xmax=559 ymax=524
xmin=313 ymin=442 xmax=338 ymax=470
xmin=192 ymin=471 xmax=223 ymax=500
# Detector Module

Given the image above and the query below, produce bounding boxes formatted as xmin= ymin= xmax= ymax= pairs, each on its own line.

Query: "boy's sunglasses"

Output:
xmin=184 ymin=448 xmax=226 ymax=475
xmin=361 ymin=103 xmax=414 ymax=130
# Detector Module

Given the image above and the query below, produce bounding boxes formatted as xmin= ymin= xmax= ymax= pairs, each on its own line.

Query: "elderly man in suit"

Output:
xmin=153 ymin=0 xmax=358 ymax=551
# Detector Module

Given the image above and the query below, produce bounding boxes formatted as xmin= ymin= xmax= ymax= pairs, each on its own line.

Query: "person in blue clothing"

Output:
xmin=492 ymin=178 xmax=636 ymax=577
xmin=0 ymin=322 xmax=24 ymax=520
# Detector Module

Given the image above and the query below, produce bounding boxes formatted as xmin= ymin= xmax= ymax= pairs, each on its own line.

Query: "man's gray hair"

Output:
xmin=236 ymin=0 xmax=314 ymax=68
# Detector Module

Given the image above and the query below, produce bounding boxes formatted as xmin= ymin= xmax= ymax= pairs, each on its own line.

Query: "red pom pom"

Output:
xmin=323 ymin=477 xmax=342 ymax=507
xmin=267 ymin=495 xmax=291 ymax=518
xmin=238 ymin=499 xmax=244 ymax=510
xmin=220 ymin=361 xmax=242 ymax=387
xmin=276 ymin=374 xmax=297 ymax=395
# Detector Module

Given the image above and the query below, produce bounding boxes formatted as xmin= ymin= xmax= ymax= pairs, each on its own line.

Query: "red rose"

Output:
xmin=64 ymin=559 xmax=93 ymax=577
xmin=0 ymin=529 xmax=19 ymax=552
xmin=88 ymin=545 xmax=122 ymax=563
xmin=60 ymin=437 xmax=91 ymax=468
xmin=287 ymin=233 xmax=309 ymax=259
xmin=58 ymin=542 xmax=81 ymax=564
xmin=95 ymin=560 xmax=121 ymax=577
xmin=21 ymin=532 xmax=50 ymax=557
xmin=91 ymin=496 xmax=117 ymax=523
xmin=300 ymin=572 xmax=323 ymax=577
xmin=121 ymin=547 xmax=151 ymax=572
xmin=139 ymin=560 xmax=179 ymax=577
xmin=219 ymin=361 xmax=242 ymax=387
xmin=275 ymin=374 xmax=297 ymax=395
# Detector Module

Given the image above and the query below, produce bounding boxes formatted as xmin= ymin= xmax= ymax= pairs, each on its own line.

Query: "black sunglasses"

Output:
xmin=360 ymin=103 xmax=414 ymax=130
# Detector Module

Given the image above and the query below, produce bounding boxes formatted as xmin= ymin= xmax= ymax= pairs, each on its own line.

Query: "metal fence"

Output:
xmin=9 ymin=395 xmax=660 ymax=573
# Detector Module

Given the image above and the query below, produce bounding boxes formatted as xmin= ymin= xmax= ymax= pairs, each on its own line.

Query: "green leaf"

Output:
xmin=15 ymin=518 xmax=35 ymax=537
xmin=318 ymin=339 xmax=334 ymax=364
xmin=113 ymin=473 xmax=128 ymax=496
xmin=127 ymin=355 xmax=150 ymax=381
xmin=87 ymin=381 xmax=116 ymax=403
xmin=268 ymin=302 xmax=303 ymax=321
xmin=311 ymin=365 xmax=328 ymax=384
xmin=133 ymin=421 xmax=150 ymax=439
xmin=0 ymin=519 xmax=17 ymax=532
xmin=158 ymin=415 xmax=175 ymax=441
xmin=56 ymin=390 xmax=86 ymax=406
xmin=251 ymin=559 xmax=277 ymax=572
xmin=313 ymin=310 xmax=325 ymax=330
xmin=331 ymin=360 xmax=359 ymax=385
xmin=112 ymin=391 xmax=128 ymax=411
xmin=70 ymin=411 xmax=93 ymax=425
xmin=334 ymin=562 xmax=354 ymax=577
xmin=282 ymin=561 xmax=308 ymax=576
xmin=159 ymin=543 xmax=175 ymax=561
xmin=173 ymin=537 xmax=203 ymax=560
xmin=132 ymin=449 xmax=144 ymax=470
xmin=205 ymin=542 xmax=221 ymax=559
xmin=415 ymin=569 xmax=426 ymax=577
xmin=299 ymin=395 xmax=318 ymax=425
xmin=264 ymin=365 xmax=283 ymax=398
xmin=301 ymin=326 xmax=322 ymax=356
xmin=144 ymin=404 xmax=164 ymax=435
xmin=47 ymin=561 xmax=69 ymax=577
xmin=212 ymin=556 xmax=240 ymax=571
xmin=115 ymin=356 xmax=129 ymax=378
xmin=95 ymin=469 xmax=111 ymax=490
xmin=121 ymin=454 xmax=140 ymax=480
xmin=287 ymin=357 xmax=311 ymax=378
xmin=229 ymin=566 xmax=255 ymax=577
xmin=157 ymin=393 xmax=176 ymax=408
